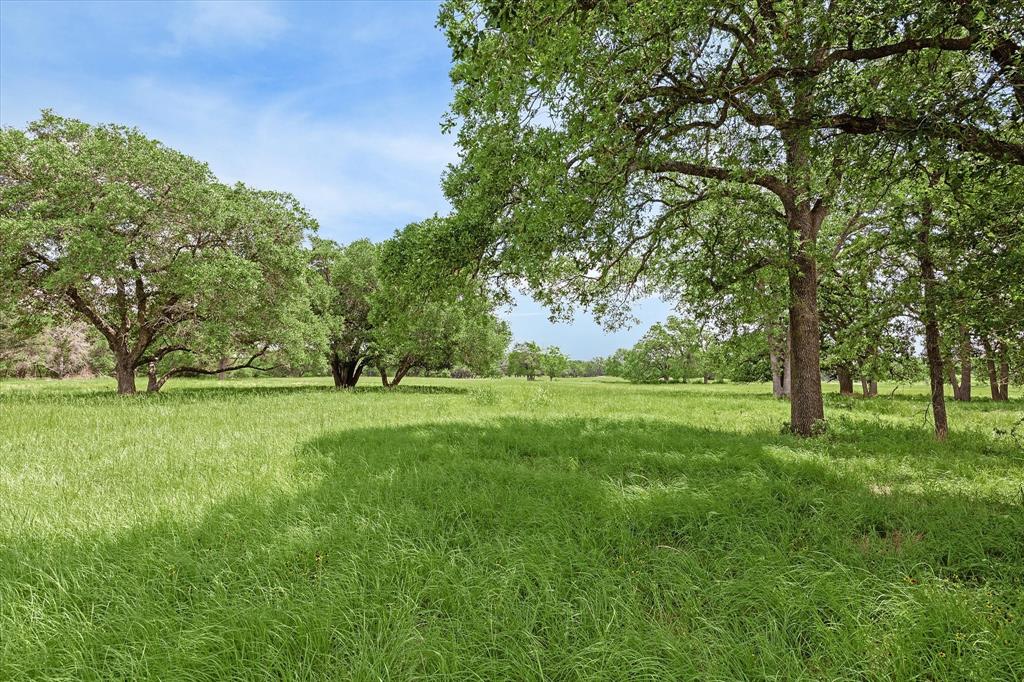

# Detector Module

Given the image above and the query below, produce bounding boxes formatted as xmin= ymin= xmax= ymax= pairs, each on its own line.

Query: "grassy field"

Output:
xmin=1 ymin=377 xmax=1021 ymax=680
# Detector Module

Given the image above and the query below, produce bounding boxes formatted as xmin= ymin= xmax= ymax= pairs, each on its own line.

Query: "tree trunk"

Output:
xmin=986 ymin=355 xmax=1002 ymax=400
xmin=217 ymin=356 xmax=228 ymax=381
xmin=922 ymin=320 xmax=948 ymax=440
xmin=378 ymin=361 xmax=411 ymax=388
xmin=767 ymin=326 xmax=785 ymax=398
xmin=390 ymin=362 xmax=412 ymax=388
xmin=329 ymin=354 xmax=344 ymax=388
xmin=997 ymin=340 xmax=1010 ymax=401
xmin=837 ymin=366 xmax=854 ymax=395
xmin=779 ymin=104 xmax=825 ymax=435
xmin=958 ymin=328 xmax=972 ymax=401
xmin=146 ymin=361 xmax=160 ymax=393
xmin=982 ymin=337 xmax=1003 ymax=400
xmin=330 ymin=353 xmax=363 ymax=388
xmin=342 ymin=361 xmax=360 ymax=388
xmin=787 ymin=216 xmax=824 ymax=436
xmin=114 ymin=355 xmax=137 ymax=395
xmin=915 ymin=194 xmax=948 ymax=441
xmin=946 ymin=361 xmax=962 ymax=400
xmin=859 ymin=377 xmax=877 ymax=397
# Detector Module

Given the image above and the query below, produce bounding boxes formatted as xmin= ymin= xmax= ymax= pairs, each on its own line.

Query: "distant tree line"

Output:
xmin=0 ymin=320 xmax=112 ymax=379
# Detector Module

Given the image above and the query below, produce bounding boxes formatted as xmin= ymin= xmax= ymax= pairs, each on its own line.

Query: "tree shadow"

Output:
xmin=162 ymin=382 xmax=470 ymax=398
xmin=0 ymin=380 xmax=468 ymax=405
xmin=624 ymin=381 xmax=779 ymax=397
xmin=3 ymin=417 xmax=1021 ymax=679
xmin=825 ymin=391 xmax=1022 ymax=408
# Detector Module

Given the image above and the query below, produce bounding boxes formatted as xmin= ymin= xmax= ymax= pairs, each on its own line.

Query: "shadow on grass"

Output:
xmin=0 ymin=381 xmax=468 ymax=405
xmin=158 ymin=382 xmax=470 ymax=399
xmin=627 ymin=379 xmax=1020 ymax=408
xmin=825 ymin=391 xmax=1022 ymax=408
xmin=3 ymin=417 xmax=1022 ymax=679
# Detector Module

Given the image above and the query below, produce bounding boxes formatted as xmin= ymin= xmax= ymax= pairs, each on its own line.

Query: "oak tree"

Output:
xmin=1 ymin=113 xmax=317 ymax=394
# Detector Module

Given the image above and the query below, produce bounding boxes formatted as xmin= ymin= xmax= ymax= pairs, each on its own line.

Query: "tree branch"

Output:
xmin=819 ymin=113 xmax=1024 ymax=165
xmin=157 ymin=346 xmax=273 ymax=384
xmin=633 ymin=158 xmax=795 ymax=208
xmin=826 ymin=35 xmax=976 ymax=65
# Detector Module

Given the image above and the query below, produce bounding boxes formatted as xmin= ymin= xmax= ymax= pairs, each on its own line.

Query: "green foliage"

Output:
xmin=718 ymin=330 xmax=774 ymax=383
xmin=603 ymin=348 xmax=628 ymax=378
xmin=437 ymin=0 xmax=1021 ymax=313
xmin=372 ymin=218 xmax=511 ymax=386
xmin=564 ymin=357 xmax=606 ymax=378
xmin=538 ymin=345 xmax=569 ymax=380
xmin=437 ymin=0 xmax=1024 ymax=435
xmin=0 ymin=112 xmax=321 ymax=392
xmin=620 ymin=316 xmax=708 ymax=383
xmin=309 ymin=237 xmax=381 ymax=386
xmin=309 ymin=219 xmax=511 ymax=388
xmin=506 ymin=341 xmax=542 ymax=379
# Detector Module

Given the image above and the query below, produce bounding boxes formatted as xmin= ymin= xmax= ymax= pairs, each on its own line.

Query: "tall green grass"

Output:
xmin=1 ymin=377 xmax=1021 ymax=680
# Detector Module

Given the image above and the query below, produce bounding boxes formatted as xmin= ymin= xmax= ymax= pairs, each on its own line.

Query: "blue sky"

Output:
xmin=0 ymin=0 xmax=672 ymax=357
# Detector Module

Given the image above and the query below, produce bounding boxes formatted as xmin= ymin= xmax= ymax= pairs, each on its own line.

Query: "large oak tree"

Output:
xmin=1 ymin=113 xmax=318 ymax=394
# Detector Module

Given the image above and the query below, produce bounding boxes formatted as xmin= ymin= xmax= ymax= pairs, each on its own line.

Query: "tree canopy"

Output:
xmin=506 ymin=341 xmax=543 ymax=380
xmin=309 ymin=218 xmax=510 ymax=389
xmin=437 ymin=0 xmax=1023 ymax=434
xmin=1 ymin=112 xmax=319 ymax=394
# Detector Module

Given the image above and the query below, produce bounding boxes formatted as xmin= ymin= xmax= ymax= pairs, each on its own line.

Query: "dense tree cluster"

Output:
xmin=1 ymin=113 xmax=510 ymax=392
xmin=0 ymin=319 xmax=112 ymax=379
xmin=437 ymin=0 xmax=1023 ymax=437
xmin=502 ymin=343 xmax=577 ymax=380
xmin=605 ymin=317 xmax=714 ymax=384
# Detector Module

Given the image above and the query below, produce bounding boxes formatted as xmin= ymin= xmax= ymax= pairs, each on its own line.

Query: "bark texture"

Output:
xmin=147 ymin=362 xmax=160 ymax=393
xmin=997 ymin=340 xmax=1010 ymax=401
xmin=915 ymin=195 xmax=948 ymax=440
xmin=787 ymin=206 xmax=824 ymax=436
xmin=378 ymin=359 xmax=414 ymax=388
xmin=330 ymin=353 xmax=364 ymax=388
xmin=837 ymin=366 xmax=854 ymax=395
xmin=982 ymin=337 xmax=1007 ymax=401
xmin=115 ymin=359 xmax=137 ymax=395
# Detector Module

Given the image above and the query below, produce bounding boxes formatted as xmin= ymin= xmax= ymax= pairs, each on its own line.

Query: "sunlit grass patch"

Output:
xmin=1 ymin=377 xmax=1021 ymax=679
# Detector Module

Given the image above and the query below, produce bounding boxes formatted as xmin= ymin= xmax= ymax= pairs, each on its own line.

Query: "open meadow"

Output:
xmin=1 ymin=377 xmax=1021 ymax=680
xmin=4 ymin=0 xmax=1024 ymax=678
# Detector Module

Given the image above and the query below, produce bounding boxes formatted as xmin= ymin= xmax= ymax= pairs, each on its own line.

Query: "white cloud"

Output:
xmin=115 ymin=78 xmax=455 ymax=239
xmin=2 ymin=72 xmax=454 ymax=241
xmin=166 ymin=1 xmax=287 ymax=52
